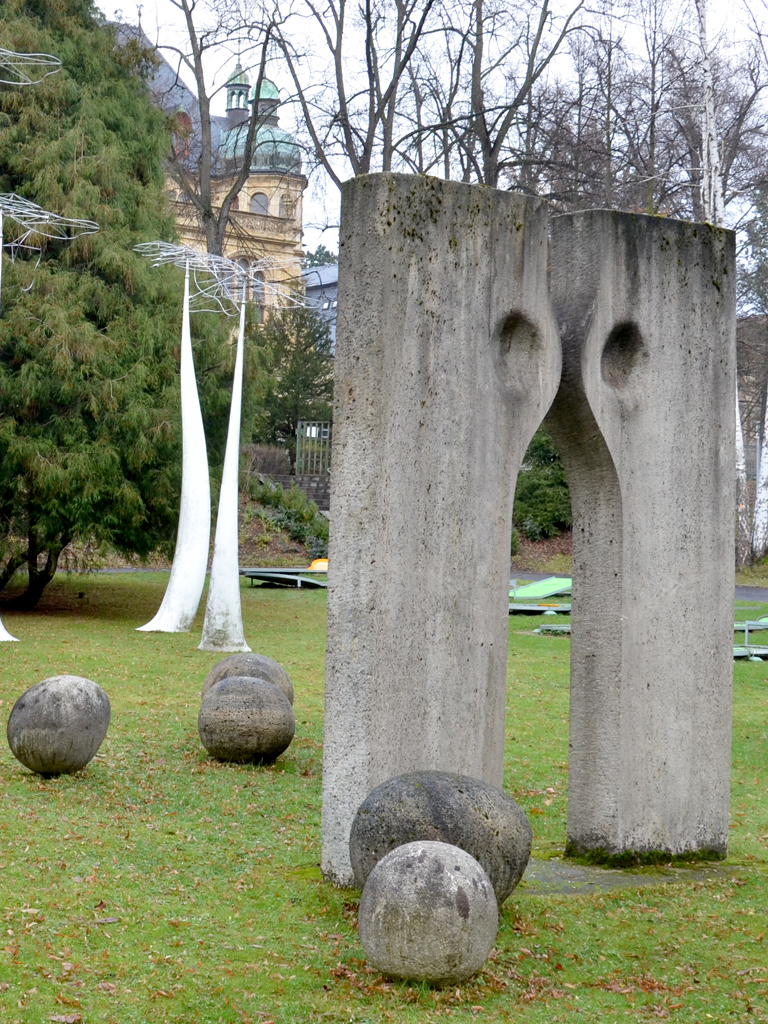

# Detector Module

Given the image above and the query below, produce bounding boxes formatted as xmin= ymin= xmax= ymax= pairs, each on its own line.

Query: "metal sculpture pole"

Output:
xmin=199 ymin=288 xmax=251 ymax=652
xmin=0 ymin=211 xmax=4 ymax=316
xmin=0 ymin=196 xmax=98 ymax=640
xmin=137 ymin=262 xmax=211 ymax=632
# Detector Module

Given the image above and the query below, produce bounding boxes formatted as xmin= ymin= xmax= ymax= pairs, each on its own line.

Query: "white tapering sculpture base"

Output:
xmin=137 ymin=264 xmax=211 ymax=633
xmin=199 ymin=297 xmax=250 ymax=653
xmin=0 ymin=615 xmax=19 ymax=641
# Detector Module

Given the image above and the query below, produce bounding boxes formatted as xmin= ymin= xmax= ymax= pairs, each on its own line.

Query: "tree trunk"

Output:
xmin=11 ymin=543 xmax=65 ymax=610
xmin=736 ymin=387 xmax=751 ymax=567
xmin=695 ymin=0 xmax=724 ymax=225
xmin=751 ymin=376 xmax=768 ymax=561
xmin=0 ymin=551 xmax=28 ymax=595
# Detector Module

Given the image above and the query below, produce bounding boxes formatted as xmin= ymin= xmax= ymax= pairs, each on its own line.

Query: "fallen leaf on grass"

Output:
xmin=602 ymin=980 xmax=634 ymax=995
xmin=49 ymin=1015 xmax=81 ymax=1023
xmin=0 ymin=982 xmax=9 ymax=991
xmin=97 ymin=981 xmax=116 ymax=994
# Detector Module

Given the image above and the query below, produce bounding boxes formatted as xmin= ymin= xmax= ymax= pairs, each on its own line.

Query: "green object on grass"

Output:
xmin=510 ymin=577 xmax=572 ymax=600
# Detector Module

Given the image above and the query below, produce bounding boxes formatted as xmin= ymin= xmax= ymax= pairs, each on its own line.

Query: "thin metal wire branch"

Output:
xmin=0 ymin=194 xmax=99 ymax=242
xmin=0 ymin=47 xmax=61 ymax=86
xmin=134 ymin=241 xmax=309 ymax=314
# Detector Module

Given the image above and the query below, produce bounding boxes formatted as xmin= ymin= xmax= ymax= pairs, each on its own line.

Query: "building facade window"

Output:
xmin=252 ymin=270 xmax=265 ymax=304
xmin=172 ymin=111 xmax=192 ymax=159
xmin=251 ymin=192 xmax=269 ymax=216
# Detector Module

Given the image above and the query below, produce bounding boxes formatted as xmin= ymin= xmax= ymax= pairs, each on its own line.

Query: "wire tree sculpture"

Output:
xmin=0 ymin=194 xmax=99 ymax=311
xmin=0 ymin=47 xmax=61 ymax=86
xmin=0 ymin=48 xmax=79 ymax=641
xmin=0 ymin=198 xmax=98 ymax=639
xmin=135 ymin=243 xmax=299 ymax=648
xmin=199 ymin=282 xmax=251 ymax=652
xmin=134 ymin=241 xmax=304 ymax=314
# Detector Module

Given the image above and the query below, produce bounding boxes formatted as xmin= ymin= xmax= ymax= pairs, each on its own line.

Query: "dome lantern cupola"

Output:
xmin=226 ymin=62 xmax=250 ymax=128
xmin=219 ymin=72 xmax=303 ymax=176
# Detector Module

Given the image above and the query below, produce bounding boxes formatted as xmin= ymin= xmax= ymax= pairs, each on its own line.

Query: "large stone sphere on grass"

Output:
xmin=349 ymin=770 xmax=532 ymax=903
xmin=6 ymin=675 xmax=110 ymax=777
xmin=198 ymin=676 xmax=295 ymax=763
xmin=358 ymin=840 xmax=498 ymax=984
xmin=202 ymin=652 xmax=293 ymax=705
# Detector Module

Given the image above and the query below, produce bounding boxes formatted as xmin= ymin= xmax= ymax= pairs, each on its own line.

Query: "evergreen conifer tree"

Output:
xmin=0 ymin=0 xmax=250 ymax=607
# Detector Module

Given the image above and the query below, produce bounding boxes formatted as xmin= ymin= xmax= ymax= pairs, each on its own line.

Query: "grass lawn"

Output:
xmin=0 ymin=574 xmax=766 ymax=1024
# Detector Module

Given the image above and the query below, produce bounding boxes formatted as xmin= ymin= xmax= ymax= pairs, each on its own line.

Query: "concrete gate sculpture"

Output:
xmin=321 ymin=173 xmax=735 ymax=886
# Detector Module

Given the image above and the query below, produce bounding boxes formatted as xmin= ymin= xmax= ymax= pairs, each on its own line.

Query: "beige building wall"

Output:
xmin=168 ymin=171 xmax=306 ymax=318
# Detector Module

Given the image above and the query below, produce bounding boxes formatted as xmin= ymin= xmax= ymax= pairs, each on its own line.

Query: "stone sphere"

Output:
xmin=198 ymin=676 xmax=295 ymax=763
xmin=358 ymin=840 xmax=498 ymax=984
xmin=7 ymin=675 xmax=111 ymax=777
xmin=350 ymin=770 xmax=532 ymax=903
xmin=202 ymin=652 xmax=293 ymax=705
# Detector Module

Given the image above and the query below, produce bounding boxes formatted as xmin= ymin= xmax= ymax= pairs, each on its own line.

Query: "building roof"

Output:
xmin=253 ymin=78 xmax=279 ymax=101
xmin=219 ymin=121 xmax=303 ymax=176
xmin=227 ymin=63 xmax=250 ymax=86
xmin=302 ymin=263 xmax=339 ymax=288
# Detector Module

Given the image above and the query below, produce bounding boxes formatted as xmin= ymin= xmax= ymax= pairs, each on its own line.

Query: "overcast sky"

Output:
xmin=95 ymin=0 xmax=340 ymax=252
xmin=95 ymin=0 xmax=750 ymax=254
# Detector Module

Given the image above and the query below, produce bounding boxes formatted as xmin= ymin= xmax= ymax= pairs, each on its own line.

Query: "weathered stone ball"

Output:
xmin=6 ymin=675 xmax=111 ymax=777
xmin=350 ymin=770 xmax=532 ymax=903
xmin=198 ymin=676 xmax=295 ymax=763
xmin=202 ymin=653 xmax=293 ymax=705
xmin=358 ymin=840 xmax=498 ymax=984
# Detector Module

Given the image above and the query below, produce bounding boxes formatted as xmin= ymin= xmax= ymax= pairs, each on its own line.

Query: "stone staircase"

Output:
xmin=264 ymin=474 xmax=331 ymax=512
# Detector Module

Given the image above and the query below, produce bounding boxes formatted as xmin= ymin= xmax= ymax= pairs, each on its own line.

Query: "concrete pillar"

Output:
xmin=547 ymin=211 xmax=735 ymax=859
xmin=322 ymin=174 xmax=561 ymax=885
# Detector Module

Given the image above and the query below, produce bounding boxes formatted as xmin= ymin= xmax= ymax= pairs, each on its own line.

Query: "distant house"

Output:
xmin=738 ymin=314 xmax=768 ymax=479
xmin=302 ymin=263 xmax=338 ymax=348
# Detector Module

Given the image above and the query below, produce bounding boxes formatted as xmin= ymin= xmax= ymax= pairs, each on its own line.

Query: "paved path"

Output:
xmin=521 ymin=857 xmax=748 ymax=895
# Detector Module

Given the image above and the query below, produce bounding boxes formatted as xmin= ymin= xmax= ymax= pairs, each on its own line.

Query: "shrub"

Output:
xmin=511 ymin=528 xmax=520 ymax=556
xmin=514 ymin=428 xmax=572 ymax=541
xmin=250 ymin=480 xmax=329 ymax=558
xmin=242 ymin=444 xmax=291 ymax=477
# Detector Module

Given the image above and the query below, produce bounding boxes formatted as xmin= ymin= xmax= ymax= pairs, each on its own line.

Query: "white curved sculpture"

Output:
xmin=199 ymin=293 xmax=250 ymax=652
xmin=0 ymin=617 xmax=19 ymax=642
xmin=137 ymin=263 xmax=211 ymax=632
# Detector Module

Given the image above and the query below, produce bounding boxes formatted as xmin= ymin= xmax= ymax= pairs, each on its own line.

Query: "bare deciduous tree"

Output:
xmin=272 ymin=0 xmax=438 ymax=188
xmin=144 ymin=0 xmax=280 ymax=256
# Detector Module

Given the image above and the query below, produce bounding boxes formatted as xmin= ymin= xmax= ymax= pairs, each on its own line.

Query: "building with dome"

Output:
xmin=149 ymin=51 xmax=307 ymax=319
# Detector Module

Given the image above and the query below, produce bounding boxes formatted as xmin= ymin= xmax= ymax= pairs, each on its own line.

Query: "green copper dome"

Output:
xmin=219 ymin=122 xmax=302 ymax=175
xmin=226 ymin=62 xmax=249 ymax=86
xmin=252 ymin=78 xmax=279 ymax=101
